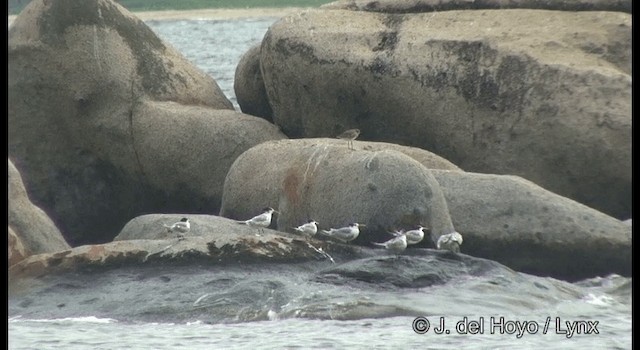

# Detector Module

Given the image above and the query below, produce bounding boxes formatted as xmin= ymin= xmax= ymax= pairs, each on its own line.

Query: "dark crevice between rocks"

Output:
xmin=127 ymin=75 xmax=148 ymax=184
xmin=367 ymin=14 xmax=403 ymax=80
xmin=366 ymin=56 xmax=401 ymax=80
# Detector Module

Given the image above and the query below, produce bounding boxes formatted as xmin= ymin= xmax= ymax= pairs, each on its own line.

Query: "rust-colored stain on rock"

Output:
xmin=86 ymin=245 xmax=107 ymax=260
xmin=283 ymin=167 xmax=301 ymax=205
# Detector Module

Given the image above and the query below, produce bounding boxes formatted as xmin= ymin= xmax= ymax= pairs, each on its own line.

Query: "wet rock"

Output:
xmin=8 ymin=159 xmax=69 ymax=262
xmin=234 ymin=43 xmax=273 ymax=121
xmin=9 ymin=246 xmax=594 ymax=323
xmin=220 ymin=139 xmax=456 ymax=245
xmin=9 ymin=233 xmax=337 ymax=281
xmin=8 ymin=0 xmax=286 ymax=245
xmin=315 ymin=252 xmax=513 ymax=288
xmin=259 ymin=9 xmax=631 ymax=219
xmin=432 ymin=170 xmax=632 ymax=280
xmin=321 ymin=0 xmax=631 ymax=13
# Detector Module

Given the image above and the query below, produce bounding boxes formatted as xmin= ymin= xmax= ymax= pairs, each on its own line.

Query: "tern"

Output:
xmin=436 ymin=231 xmax=464 ymax=253
xmin=292 ymin=220 xmax=319 ymax=238
xmin=373 ymin=234 xmax=407 ymax=254
xmin=336 ymin=128 xmax=360 ymax=150
xmin=237 ymin=207 xmax=278 ymax=234
xmin=163 ymin=217 xmax=190 ymax=240
xmin=391 ymin=225 xmax=426 ymax=245
xmin=320 ymin=223 xmax=364 ymax=243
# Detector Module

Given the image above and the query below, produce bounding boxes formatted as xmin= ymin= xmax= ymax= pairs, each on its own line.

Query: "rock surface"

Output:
xmin=220 ymin=139 xmax=456 ymax=245
xmin=234 ymin=43 xmax=274 ymax=121
xmin=10 ymin=247 xmax=580 ymax=323
xmin=8 ymin=0 xmax=286 ymax=245
xmin=432 ymin=170 xmax=632 ymax=280
xmin=9 ymin=232 xmax=338 ymax=281
xmin=259 ymin=9 xmax=631 ymax=219
xmin=8 ymin=227 xmax=29 ymax=267
xmin=114 ymin=213 xmax=307 ymax=241
xmin=321 ymin=0 xmax=632 ymax=13
xmin=8 ymin=159 xmax=70 ymax=262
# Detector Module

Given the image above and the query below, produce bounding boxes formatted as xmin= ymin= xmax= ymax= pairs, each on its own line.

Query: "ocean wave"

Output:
xmin=9 ymin=315 xmax=117 ymax=324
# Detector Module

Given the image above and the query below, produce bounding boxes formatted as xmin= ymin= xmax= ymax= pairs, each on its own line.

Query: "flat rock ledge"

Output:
xmin=9 ymin=233 xmax=356 ymax=281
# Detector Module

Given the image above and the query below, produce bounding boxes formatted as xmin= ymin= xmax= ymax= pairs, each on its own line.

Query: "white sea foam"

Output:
xmin=9 ymin=316 xmax=117 ymax=324
xmin=582 ymin=293 xmax=615 ymax=306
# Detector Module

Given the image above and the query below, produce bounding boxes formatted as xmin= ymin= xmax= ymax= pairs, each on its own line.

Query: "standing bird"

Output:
xmin=320 ymin=223 xmax=364 ymax=243
xmin=336 ymin=128 xmax=360 ymax=150
xmin=391 ymin=225 xmax=426 ymax=245
xmin=237 ymin=207 xmax=278 ymax=234
xmin=163 ymin=217 xmax=190 ymax=240
xmin=373 ymin=234 xmax=407 ymax=254
xmin=292 ymin=220 xmax=319 ymax=239
xmin=436 ymin=231 xmax=464 ymax=253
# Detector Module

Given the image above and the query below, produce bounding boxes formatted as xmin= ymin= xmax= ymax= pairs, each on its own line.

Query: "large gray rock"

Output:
xmin=234 ymin=43 xmax=273 ymax=121
xmin=220 ymin=139 xmax=456 ymax=245
xmin=8 ymin=0 xmax=286 ymax=245
xmin=114 ymin=213 xmax=293 ymax=241
xmin=431 ymin=170 xmax=631 ymax=280
xmin=259 ymin=9 xmax=631 ymax=219
xmin=131 ymin=101 xmax=285 ymax=207
xmin=322 ymin=0 xmax=631 ymax=13
xmin=8 ymin=159 xmax=70 ymax=261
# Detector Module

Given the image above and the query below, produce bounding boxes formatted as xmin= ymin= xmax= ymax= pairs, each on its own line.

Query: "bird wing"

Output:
xmin=335 ymin=228 xmax=359 ymax=241
xmin=332 ymin=227 xmax=352 ymax=235
xmin=389 ymin=235 xmax=405 ymax=244
xmin=405 ymin=230 xmax=424 ymax=243
xmin=321 ymin=228 xmax=352 ymax=242
xmin=249 ymin=213 xmax=269 ymax=224
xmin=299 ymin=223 xmax=311 ymax=231
xmin=389 ymin=230 xmax=404 ymax=237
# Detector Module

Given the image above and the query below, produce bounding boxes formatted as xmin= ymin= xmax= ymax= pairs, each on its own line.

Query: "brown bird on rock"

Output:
xmin=336 ymin=128 xmax=360 ymax=150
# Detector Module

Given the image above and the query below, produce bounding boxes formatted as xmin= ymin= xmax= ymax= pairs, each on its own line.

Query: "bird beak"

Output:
xmin=359 ymin=224 xmax=366 ymax=227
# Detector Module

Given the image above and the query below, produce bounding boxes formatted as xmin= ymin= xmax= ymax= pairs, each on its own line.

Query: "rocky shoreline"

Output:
xmin=8 ymin=0 xmax=630 ymax=300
